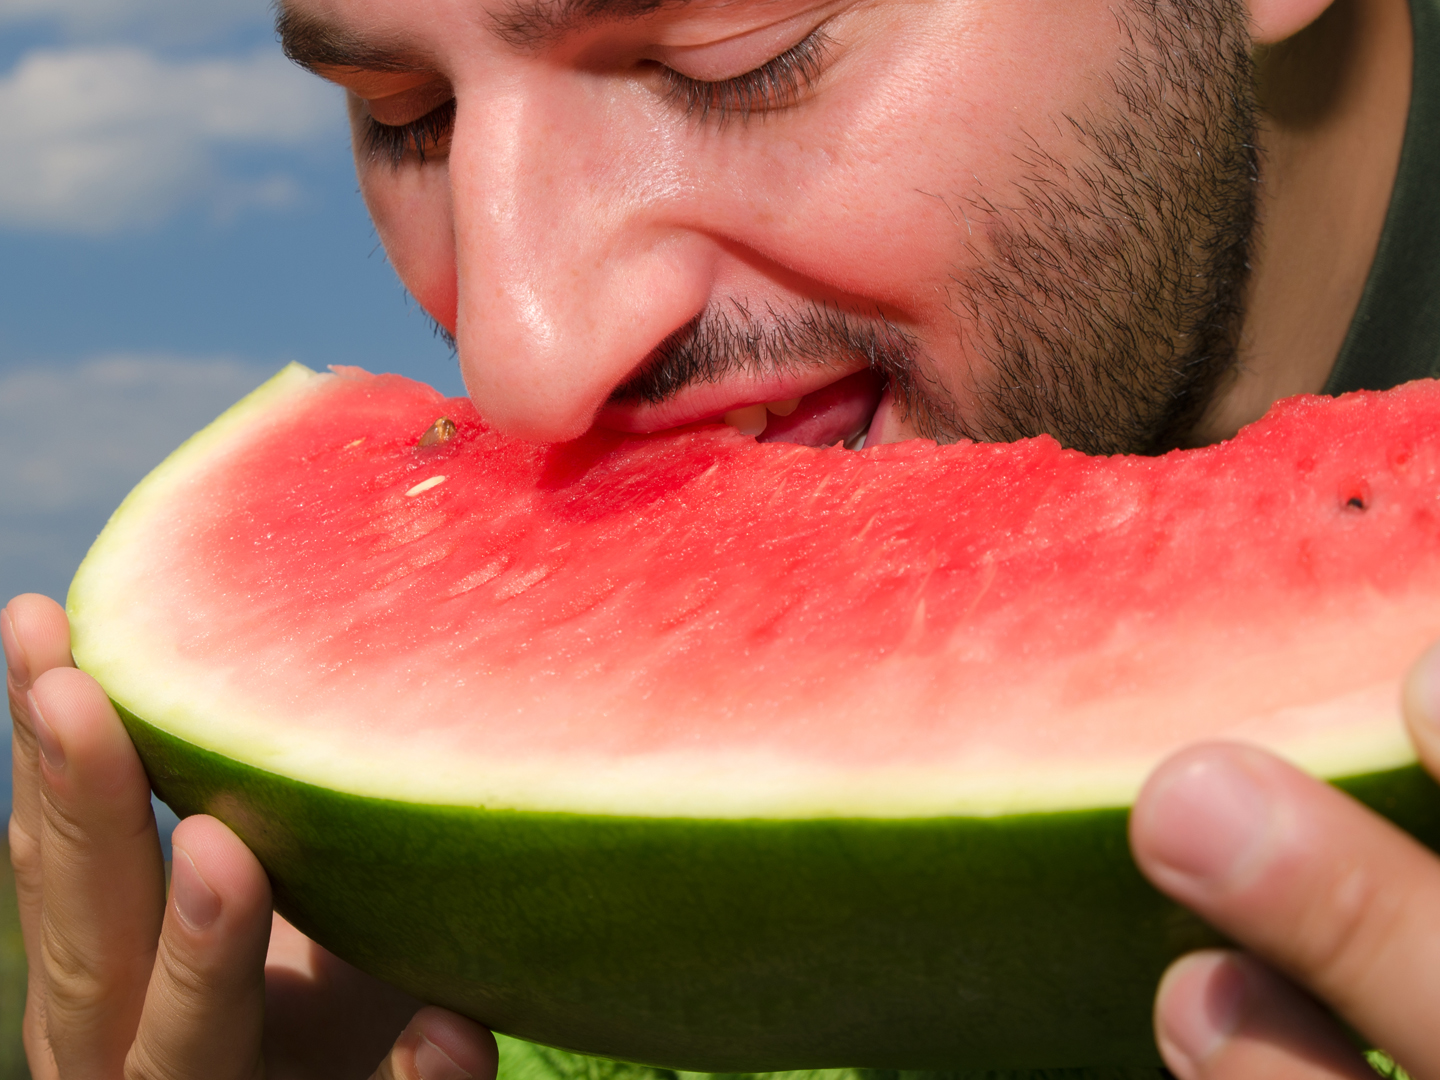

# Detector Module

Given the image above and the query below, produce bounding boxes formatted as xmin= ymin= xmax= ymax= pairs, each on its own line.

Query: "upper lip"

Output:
xmin=595 ymin=363 xmax=867 ymax=434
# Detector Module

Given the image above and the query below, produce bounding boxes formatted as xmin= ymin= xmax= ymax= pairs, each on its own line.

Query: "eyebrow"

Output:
xmin=275 ymin=0 xmax=677 ymax=67
xmin=490 ymin=0 xmax=674 ymax=48
xmin=275 ymin=5 xmax=430 ymax=72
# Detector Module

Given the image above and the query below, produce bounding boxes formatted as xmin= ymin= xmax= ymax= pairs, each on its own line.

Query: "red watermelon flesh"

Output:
xmin=72 ymin=364 xmax=1440 ymax=819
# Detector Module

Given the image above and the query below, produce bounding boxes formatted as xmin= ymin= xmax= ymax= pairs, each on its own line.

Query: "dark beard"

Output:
xmin=953 ymin=0 xmax=1260 ymax=454
xmin=614 ymin=0 xmax=1259 ymax=457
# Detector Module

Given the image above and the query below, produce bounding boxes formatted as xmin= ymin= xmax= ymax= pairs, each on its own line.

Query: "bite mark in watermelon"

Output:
xmin=68 ymin=363 xmax=1440 ymax=1070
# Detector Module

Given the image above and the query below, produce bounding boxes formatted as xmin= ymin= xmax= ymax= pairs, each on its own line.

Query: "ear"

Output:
xmin=1247 ymin=0 xmax=1337 ymax=44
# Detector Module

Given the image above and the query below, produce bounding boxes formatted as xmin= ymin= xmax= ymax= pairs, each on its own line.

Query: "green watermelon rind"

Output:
xmin=119 ymin=704 xmax=1440 ymax=1072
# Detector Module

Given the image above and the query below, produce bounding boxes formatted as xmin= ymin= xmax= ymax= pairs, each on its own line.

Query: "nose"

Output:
xmin=447 ymin=74 xmax=714 ymax=442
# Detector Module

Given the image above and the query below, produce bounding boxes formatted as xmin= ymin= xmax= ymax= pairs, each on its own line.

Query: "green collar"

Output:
xmin=1323 ymin=0 xmax=1440 ymax=392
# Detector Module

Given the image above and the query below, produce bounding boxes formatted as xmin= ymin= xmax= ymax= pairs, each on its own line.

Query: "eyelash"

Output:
xmin=661 ymin=29 xmax=831 ymax=123
xmin=361 ymin=27 xmax=830 ymax=165
xmin=364 ymin=98 xmax=457 ymax=168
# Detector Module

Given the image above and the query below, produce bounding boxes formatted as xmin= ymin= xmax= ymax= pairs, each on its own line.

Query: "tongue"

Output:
xmin=757 ymin=370 xmax=885 ymax=448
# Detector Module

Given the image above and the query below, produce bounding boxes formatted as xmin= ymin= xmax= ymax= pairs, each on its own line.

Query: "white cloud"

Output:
xmin=0 ymin=0 xmax=268 ymax=40
xmin=0 ymin=353 xmax=278 ymax=610
xmin=0 ymin=351 xmax=242 ymax=831
xmin=0 ymin=354 xmax=280 ymax=617
xmin=0 ymin=46 xmax=343 ymax=232
xmin=0 ymin=354 xmax=275 ymax=515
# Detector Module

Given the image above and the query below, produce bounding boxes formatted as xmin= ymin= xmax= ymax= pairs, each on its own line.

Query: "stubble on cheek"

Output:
xmin=917 ymin=0 xmax=1260 ymax=457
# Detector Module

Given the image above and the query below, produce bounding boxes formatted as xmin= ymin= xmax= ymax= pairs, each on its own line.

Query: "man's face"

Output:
xmin=282 ymin=0 xmax=1256 ymax=454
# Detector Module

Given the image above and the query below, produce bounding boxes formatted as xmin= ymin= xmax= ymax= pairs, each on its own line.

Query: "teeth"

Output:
xmin=766 ymin=398 xmax=801 ymax=417
xmin=723 ymin=404 xmax=769 ymax=436
xmin=722 ymin=398 xmax=802 ymax=436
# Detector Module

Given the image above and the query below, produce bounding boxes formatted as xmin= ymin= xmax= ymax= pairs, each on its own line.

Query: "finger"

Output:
xmin=371 ymin=1007 xmax=497 ymax=1080
xmin=1403 ymin=638 xmax=1440 ymax=785
xmin=5 ymin=594 xmax=76 ymax=819
xmin=264 ymin=912 xmax=421 ymax=1078
xmin=125 ymin=816 xmax=271 ymax=1080
xmin=1130 ymin=741 xmax=1440 ymax=1077
xmin=32 ymin=665 xmax=165 ymax=1080
xmin=6 ymin=595 xmax=75 ymax=946
xmin=1154 ymin=949 xmax=1375 ymax=1080
xmin=4 ymin=594 xmax=74 ymax=1079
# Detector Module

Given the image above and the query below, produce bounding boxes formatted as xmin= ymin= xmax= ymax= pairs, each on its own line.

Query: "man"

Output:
xmin=6 ymin=0 xmax=1440 ymax=1073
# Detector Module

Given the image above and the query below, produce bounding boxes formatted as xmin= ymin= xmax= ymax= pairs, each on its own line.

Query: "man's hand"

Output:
xmin=1131 ymin=645 xmax=1440 ymax=1080
xmin=4 ymin=593 xmax=499 ymax=1080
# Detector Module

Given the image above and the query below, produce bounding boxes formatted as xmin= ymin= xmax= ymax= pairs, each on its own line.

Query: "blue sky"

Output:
xmin=0 ymin=0 xmax=465 ymax=821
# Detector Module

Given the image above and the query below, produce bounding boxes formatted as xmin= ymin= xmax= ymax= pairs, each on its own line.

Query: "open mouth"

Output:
xmin=739 ymin=369 xmax=888 ymax=449
xmin=601 ymin=369 xmax=896 ymax=450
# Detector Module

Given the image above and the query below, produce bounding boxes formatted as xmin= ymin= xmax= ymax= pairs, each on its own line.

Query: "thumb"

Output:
xmin=1129 ymin=741 xmax=1440 ymax=1077
xmin=372 ymin=1007 xmax=497 ymax=1080
xmin=1402 ymin=639 xmax=1440 ymax=777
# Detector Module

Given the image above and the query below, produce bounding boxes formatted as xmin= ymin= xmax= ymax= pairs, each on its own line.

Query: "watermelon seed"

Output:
xmin=419 ymin=417 xmax=457 ymax=447
xmin=406 ymin=476 xmax=447 ymax=497
xmin=1346 ymin=496 xmax=1367 ymax=511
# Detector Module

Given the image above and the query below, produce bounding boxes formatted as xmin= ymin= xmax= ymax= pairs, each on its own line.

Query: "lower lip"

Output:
xmin=757 ymin=370 xmax=887 ymax=448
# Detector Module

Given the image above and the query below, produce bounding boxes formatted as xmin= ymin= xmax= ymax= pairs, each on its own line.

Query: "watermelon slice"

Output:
xmin=69 ymin=363 xmax=1440 ymax=1071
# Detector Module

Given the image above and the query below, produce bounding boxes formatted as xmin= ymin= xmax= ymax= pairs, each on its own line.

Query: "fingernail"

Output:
xmin=1 ymin=608 xmax=28 ymax=686
xmin=1156 ymin=952 xmax=1244 ymax=1077
xmin=27 ymin=691 xmax=65 ymax=771
xmin=171 ymin=848 xmax=222 ymax=932
xmin=415 ymin=1034 xmax=472 ymax=1080
xmin=1139 ymin=752 xmax=1274 ymax=891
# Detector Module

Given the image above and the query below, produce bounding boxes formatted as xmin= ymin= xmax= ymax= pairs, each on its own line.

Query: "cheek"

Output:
xmin=703 ymin=0 xmax=1130 ymax=319
xmin=357 ymin=156 xmax=460 ymax=332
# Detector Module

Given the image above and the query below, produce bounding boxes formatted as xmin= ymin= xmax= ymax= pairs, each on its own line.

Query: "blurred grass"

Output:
xmin=1368 ymin=1052 xmax=1412 ymax=1079
xmin=1 ymin=843 xmax=28 ymax=1080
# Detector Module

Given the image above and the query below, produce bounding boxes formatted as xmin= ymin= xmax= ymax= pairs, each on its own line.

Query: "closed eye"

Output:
xmin=660 ymin=28 xmax=831 ymax=124
xmin=359 ymin=25 xmax=831 ymax=162
xmin=363 ymin=98 xmax=457 ymax=167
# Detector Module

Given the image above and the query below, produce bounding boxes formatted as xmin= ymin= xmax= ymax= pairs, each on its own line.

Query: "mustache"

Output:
xmin=609 ymin=301 xmax=955 ymax=437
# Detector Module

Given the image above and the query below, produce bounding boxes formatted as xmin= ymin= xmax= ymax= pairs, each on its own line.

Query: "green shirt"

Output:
xmin=1325 ymin=0 xmax=1440 ymax=393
